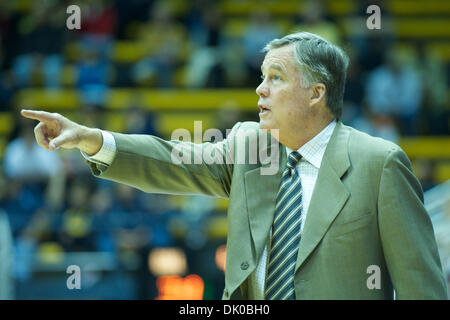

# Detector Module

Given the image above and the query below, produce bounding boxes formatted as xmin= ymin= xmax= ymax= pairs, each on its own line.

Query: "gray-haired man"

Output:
xmin=22 ymin=32 xmax=448 ymax=299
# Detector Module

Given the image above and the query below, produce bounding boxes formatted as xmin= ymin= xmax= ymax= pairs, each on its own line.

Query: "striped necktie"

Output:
xmin=265 ymin=151 xmax=303 ymax=300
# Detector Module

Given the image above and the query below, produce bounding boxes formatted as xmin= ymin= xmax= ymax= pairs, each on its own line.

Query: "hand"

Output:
xmin=21 ymin=109 xmax=102 ymax=155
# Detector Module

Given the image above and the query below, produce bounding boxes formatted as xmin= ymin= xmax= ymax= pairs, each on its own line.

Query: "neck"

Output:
xmin=281 ymin=117 xmax=335 ymax=150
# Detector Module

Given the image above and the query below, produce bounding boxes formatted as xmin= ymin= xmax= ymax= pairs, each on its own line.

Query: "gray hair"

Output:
xmin=263 ymin=32 xmax=349 ymax=119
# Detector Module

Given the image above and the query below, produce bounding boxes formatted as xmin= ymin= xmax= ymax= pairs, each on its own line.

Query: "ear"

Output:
xmin=309 ymin=83 xmax=326 ymax=107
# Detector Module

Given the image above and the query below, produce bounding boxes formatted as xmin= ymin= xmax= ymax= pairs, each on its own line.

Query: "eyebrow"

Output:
xmin=261 ymin=63 xmax=286 ymax=74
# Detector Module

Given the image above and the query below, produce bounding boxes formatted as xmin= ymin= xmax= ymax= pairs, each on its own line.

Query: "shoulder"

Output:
xmin=342 ymin=123 xmax=407 ymax=165
xmin=338 ymin=123 xmax=417 ymax=195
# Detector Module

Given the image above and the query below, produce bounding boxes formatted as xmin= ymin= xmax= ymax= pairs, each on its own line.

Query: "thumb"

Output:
xmin=49 ymin=132 xmax=72 ymax=151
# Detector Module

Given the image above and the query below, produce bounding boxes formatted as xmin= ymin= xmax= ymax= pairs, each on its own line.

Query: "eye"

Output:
xmin=260 ymin=74 xmax=281 ymax=82
xmin=270 ymin=74 xmax=281 ymax=81
xmin=269 ymin=73 xmax=281 ymax=81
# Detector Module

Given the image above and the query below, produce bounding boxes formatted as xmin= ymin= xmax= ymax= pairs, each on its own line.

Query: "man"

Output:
xmin=22 ymin=32 xmax=448 ymax=299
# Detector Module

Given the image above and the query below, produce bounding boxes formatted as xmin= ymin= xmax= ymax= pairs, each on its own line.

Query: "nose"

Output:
xmin=256 ymin=80 xmax=269 ymax=98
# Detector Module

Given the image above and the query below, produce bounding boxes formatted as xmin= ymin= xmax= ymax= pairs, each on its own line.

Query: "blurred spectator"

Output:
xmin=90 ymin=186 xmax=116 ymax=252
xmin=75 ymin=46 xmax=112 ymax=107
xmin=11 ymin=54 xmax=39 ymax=88
xmin=124 ymin=105 xmax=158 ymax=136
xmin=81 ymin=0 xmax=117 ymax=38
xmin=3 ymin=116 xmax=67 ymax=283
xmin=413 ymin=158 xmax=436 ymax=192
xmin=186 ymin=0 xmax=222 ymax=48
xmin=10 ymin=1 xmax=66 ymax=88
xmin=357 ymin=34 xmax=393 ymax=75
xmin=169 ymin=196 xmax=215 ymax=250
xmin=133 ymin=1 xmax=188 ymax=87
xmin=137 ymin=193 xmax=176 ymax=247
xmin=221 ymin=39 xmax=248 ymax=88
xmin=59 ymin=176 xmax=95 ymax=252
xmin=0 ymin=70 xmax=16 ymax=111
xmin=342 ymin=48 xmax=400 ymax=144
xmin=18 ymin=2 xmax=66 ymax=55
xmin=107 ymin=185 xmax=176 ymax=249
xmin=293 ymin=0 xmax=342 ymax=46
xmin=78 ymin=0 xmax=117 ymax=60
xmin=365 ymin=46 xmax=423 ymax=135
xmin=78 ymin=103 xmax=108 ymax=131
xmin=0 ymin=1 xmax=19 ymax=70
xmin=184 ymin=2 xmax=224 ymax=88
xmin=416 ymin=46 xmax=449 ymax=135
xmin=366 ymin=113 xmax=400 ymax=143
xmin=3 ymin=118 xmax=62 ymax=180
xmin=343 ymin=103 xmax=400 ymax=143
xmin=216 ymin=100 xmax=243 ymax=138
xmin=76 ymin=48 xmax=110 ymax=88
xmin=242 ymin=9 xmax=281 ymax=87
xmin=351 ymin=0 xmax=393 ymax=73
xmin=114 ymin=0 xmax=153 ymax=40
xmin=343 ymin=49 xmax=365 ymax=107
xmin=72 ymin=0 xmax=117 ymax=103
xmin=113 ymin=183 xmax=142 ymax=213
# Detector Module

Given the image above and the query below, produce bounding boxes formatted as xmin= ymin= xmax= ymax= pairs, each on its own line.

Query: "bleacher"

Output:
xmin=1 ymin=0 xmax=449 ymax=184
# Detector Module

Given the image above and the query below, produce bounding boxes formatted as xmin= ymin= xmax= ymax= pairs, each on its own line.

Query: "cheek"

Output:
xmin=282 ymin=90 xmax=305 ymax=115
xmin=272 ymin=86 xmax=307 ymax=121
xmin=286 ymin=98 xmax=309 ymax=126
xmin=286 ymin=108 xmax=301 ymax=125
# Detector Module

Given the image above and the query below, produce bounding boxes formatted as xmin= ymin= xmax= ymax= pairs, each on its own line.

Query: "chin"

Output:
xmin=259 ymin=119 xmax=281 ymax=141
xmin=259 ymin=117 xmax=267 ymax=128
xmin=259 ymin=119 xmax=274 ymax=131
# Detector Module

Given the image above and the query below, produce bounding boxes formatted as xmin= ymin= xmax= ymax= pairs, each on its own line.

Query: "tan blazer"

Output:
xmin=87 ymin=121 xmax=448 ymax=299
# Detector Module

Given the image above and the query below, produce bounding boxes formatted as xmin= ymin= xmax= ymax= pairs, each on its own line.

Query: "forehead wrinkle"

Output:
xmin=261 ymin=45 xmax=295 ymax=74
xmin=260 ymin=62 xmax=286 ymax=74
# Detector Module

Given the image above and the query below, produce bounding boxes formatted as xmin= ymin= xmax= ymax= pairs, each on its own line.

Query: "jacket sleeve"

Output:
xmin=86 ymin=122 xmax=246 ymax=199
xmin=378 ymin=147 xmax=448 ymax=299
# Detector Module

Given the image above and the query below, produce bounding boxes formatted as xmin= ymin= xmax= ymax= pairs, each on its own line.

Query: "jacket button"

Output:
xmin=224 ymin=289 xmax=229 ymax=297
xmin=240 ymin=262 xmax=249 ymax=270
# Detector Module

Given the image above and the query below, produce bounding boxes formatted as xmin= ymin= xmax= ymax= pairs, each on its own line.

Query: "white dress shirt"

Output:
xmin=82 ymin=120 xmax=337 ymax=299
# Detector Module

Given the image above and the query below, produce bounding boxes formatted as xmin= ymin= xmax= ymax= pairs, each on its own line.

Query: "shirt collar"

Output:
xmin=286 ymin=120 xmax=337 ymax=169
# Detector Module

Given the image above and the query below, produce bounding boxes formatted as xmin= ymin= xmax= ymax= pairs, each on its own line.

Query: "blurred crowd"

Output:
xmin=0 ymin=0 xmax=448 ymax=299
xmin=1 ymin=0 xmax=448 ymax=135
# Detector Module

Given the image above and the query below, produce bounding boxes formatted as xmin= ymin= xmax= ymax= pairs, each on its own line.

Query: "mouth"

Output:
xmin=258 ymin=104 xmax=271 ymax=114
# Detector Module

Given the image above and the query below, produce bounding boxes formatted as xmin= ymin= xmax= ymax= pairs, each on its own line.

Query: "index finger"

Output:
xmin=21 ymin=109 xmax=58 ymax=123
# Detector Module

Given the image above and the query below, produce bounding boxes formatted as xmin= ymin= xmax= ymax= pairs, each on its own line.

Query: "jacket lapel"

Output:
xmin=243 ymin=122 xmax=351 ymax=274
xmin=295 ymin=121 xmax=351 ymax=273
xmin=245 ymin=143 xmax=286 ymax=264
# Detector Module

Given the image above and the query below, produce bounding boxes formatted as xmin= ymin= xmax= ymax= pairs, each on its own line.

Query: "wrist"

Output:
xmin=78 ymin=127 xmax=103 ymax=156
